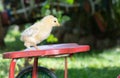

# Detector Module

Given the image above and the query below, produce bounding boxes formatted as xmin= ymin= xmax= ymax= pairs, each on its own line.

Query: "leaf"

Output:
xmin=66 ymin=0 xmax=74 ymax=5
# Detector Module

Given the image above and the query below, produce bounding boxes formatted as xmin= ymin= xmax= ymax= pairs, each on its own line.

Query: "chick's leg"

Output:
xmin=24 ymin=42 xmax=31 ymax=49
xmin=24 ymin=42 xmax=33 ymax=63
xmin=34 ymin=44 xmax=39 ymax=50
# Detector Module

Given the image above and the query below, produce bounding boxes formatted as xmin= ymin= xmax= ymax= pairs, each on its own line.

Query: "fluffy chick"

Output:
xmin=20 ymin=15 xmax=60 ymax=50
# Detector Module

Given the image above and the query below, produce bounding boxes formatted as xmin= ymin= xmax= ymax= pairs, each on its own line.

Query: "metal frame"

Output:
xmin=3 ymin=43 xmax=90 ymax=78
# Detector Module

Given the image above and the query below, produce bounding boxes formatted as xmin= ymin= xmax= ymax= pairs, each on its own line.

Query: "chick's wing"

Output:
xmin=21 ymin=27 xmax=39 ymax=37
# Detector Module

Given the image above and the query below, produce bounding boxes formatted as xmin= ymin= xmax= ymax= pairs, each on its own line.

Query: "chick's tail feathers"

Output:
xmin=20 ymin=34 xmax=35 ymax=42
xmin=20 ymin=35 xmax=27 ymax=41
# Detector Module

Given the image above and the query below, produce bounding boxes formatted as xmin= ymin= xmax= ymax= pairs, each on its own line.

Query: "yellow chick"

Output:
xmin=20 ymin=15 xmax=60 ymax=49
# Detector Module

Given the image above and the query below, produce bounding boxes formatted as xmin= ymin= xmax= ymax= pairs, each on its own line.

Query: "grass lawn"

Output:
xmin=0 ymin=26 xmax=120 ymax=78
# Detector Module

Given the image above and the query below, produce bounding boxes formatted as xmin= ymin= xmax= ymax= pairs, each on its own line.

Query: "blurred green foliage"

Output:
xmin=41 ymin=0 xmax=70 ymax=24
xmin=41 ymin=0 xmax=51 ymax=16
xmin=47 ymin=34 xmax=58 ymax=43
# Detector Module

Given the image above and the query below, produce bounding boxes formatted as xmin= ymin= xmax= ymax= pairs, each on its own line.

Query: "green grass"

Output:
xmin=0 ymin=26 xmax=120 ymax=78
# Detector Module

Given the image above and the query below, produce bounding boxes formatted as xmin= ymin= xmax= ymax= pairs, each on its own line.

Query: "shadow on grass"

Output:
xmin=55 ymin=67 xmax=120 ymax=78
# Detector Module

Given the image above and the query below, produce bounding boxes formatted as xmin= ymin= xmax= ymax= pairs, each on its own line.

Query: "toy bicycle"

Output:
xmin=3 ymin=43 xmax=90 ymax=78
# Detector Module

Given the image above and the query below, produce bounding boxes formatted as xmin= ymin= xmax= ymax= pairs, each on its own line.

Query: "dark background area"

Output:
xmin=0 ymin=0 xmax=120 ymax=51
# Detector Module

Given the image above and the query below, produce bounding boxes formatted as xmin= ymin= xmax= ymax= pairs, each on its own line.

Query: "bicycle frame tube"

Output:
xmin=64 ymin=57 xmax=68 ymax=78
xmin=32 ymin=57 xmax=38 ymax=78
xmin=9 ymin=58 xmax=38 ymax=78
xmin=9 ymin=59 xmax=16 ymax=78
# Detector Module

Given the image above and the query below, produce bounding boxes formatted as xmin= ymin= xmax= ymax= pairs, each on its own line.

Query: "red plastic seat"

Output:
xmin=3 ymin=43 xmax=90 ymax=78
xmin=3 ymin=43 xmax=90 ymax=59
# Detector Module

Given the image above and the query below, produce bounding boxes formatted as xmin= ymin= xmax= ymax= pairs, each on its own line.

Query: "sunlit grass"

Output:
xmin=0 ymin=54 xmax=9 ymax=78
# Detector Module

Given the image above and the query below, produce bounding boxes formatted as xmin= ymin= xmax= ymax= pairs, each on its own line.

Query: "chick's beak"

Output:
xmin=57 ymin=23 xmax=61 ymax=26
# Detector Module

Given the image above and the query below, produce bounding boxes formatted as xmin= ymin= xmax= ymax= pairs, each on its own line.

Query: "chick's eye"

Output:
xmin=54 ymin=20 xmax=56 ymax=23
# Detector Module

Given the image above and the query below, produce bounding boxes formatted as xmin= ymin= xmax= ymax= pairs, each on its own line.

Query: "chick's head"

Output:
xmin=42 ymin=15 xmax=60 ymax=27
